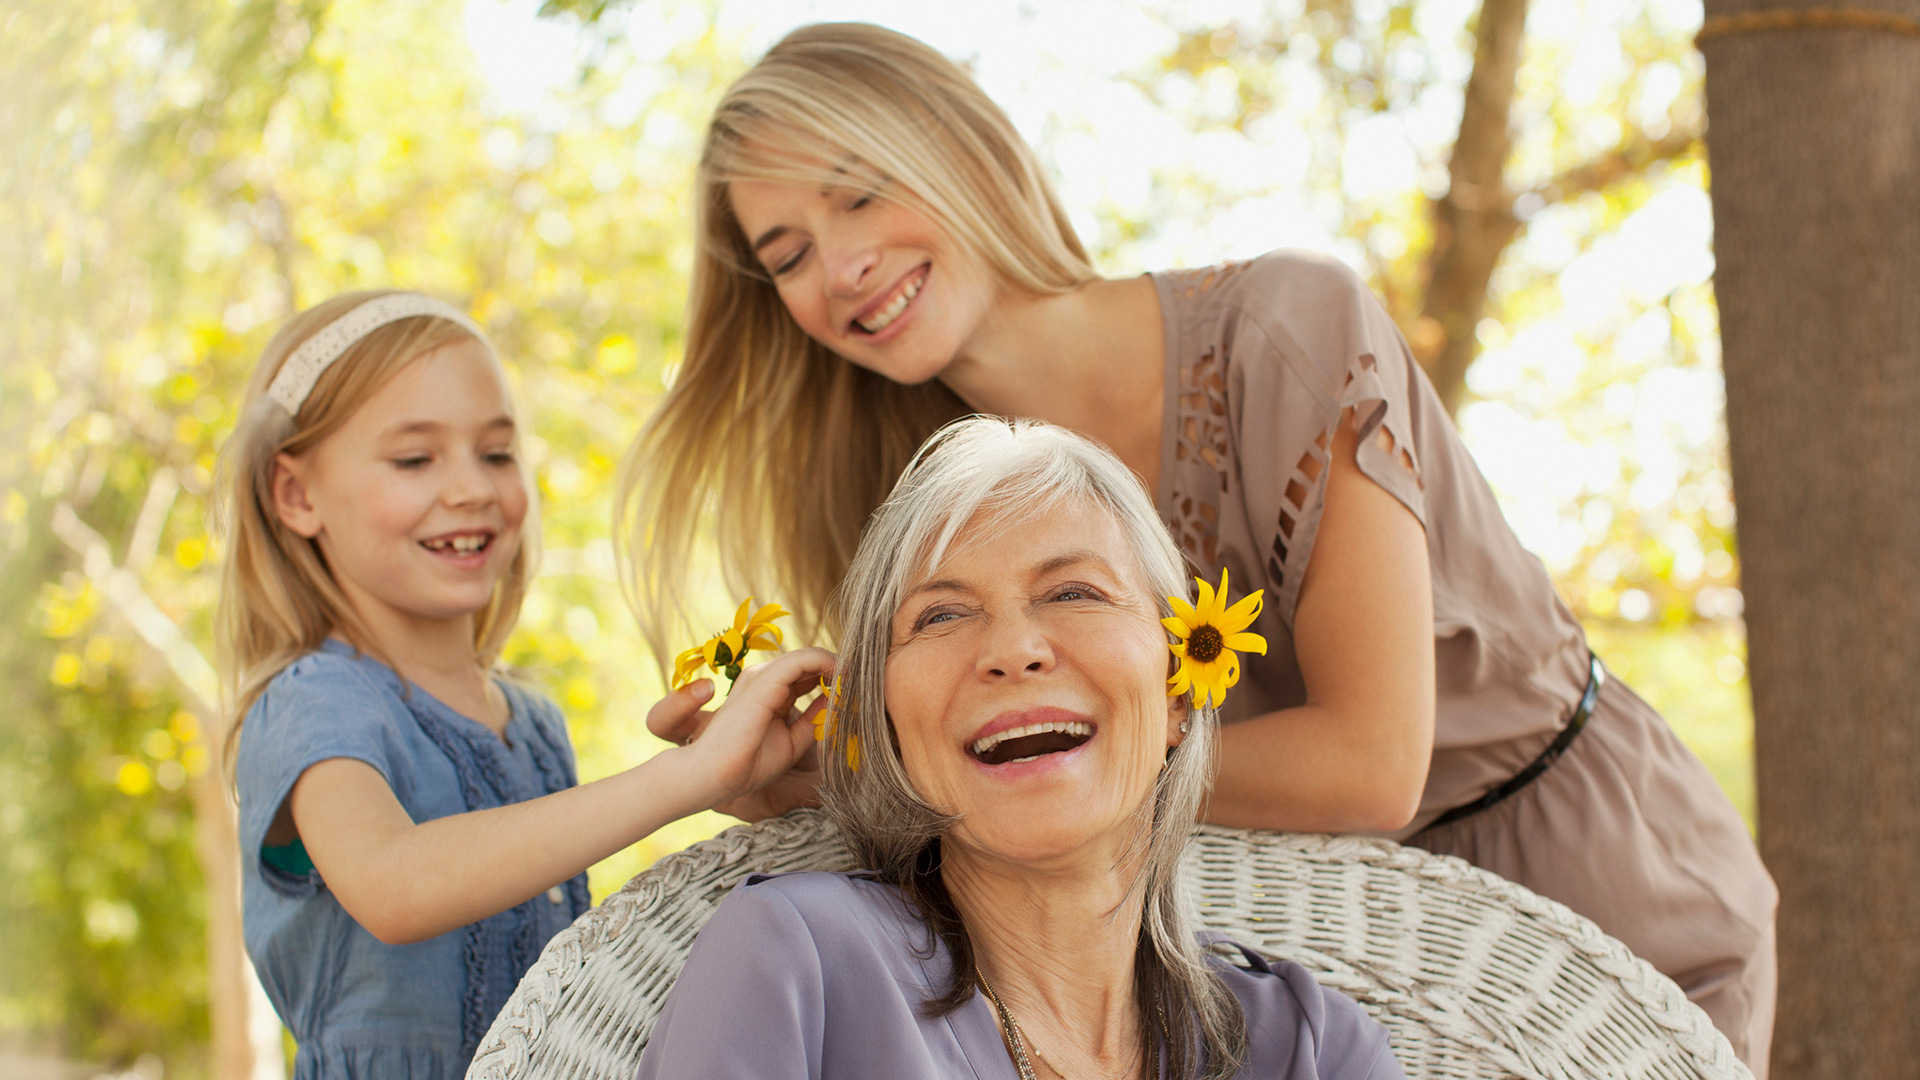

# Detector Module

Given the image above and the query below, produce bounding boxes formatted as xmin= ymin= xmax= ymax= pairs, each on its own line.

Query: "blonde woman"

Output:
xmin=623 ymin=22 xmax=1775 ymax=1072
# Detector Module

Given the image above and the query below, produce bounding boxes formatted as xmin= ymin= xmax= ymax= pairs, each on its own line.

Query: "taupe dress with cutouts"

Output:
xmin=1152 ymin=251 xmax=1777 ymax=1074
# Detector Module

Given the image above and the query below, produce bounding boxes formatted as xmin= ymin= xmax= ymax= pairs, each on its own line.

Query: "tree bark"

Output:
xmin=1700 ymin=5 xmax=1920 ymax=1078
xmin=1416 ymin=0 xmax=1529 ymax=415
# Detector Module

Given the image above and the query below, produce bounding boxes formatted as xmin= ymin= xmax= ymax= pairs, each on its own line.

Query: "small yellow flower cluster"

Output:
xmin=812 ymin=674 xmax=861 ymax=770
xmin=671 ymin=598 xmax=790 ymax=690
xmin=1164 ymin=568 xmax=1267 ymax=710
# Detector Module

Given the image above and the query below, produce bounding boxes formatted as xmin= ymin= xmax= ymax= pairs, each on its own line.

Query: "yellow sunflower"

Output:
xmin=671 ymin=598 xmax=790 ymax=690
xmin=812 ymin=674 xmax=861 ymax=770
xmin=1164 ymin=568 xmax=1267 ymax=710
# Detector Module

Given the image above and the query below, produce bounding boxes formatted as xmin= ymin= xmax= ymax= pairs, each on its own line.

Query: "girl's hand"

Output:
xmin=646 ymin=648 xmax=837 ymax=815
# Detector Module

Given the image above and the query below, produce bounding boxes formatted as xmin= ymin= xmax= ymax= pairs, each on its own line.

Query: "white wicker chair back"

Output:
xmin=468 ymin=810 xmax=1748 ymax=1080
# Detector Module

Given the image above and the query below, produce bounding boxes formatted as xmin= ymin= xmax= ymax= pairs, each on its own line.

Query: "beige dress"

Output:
xmin=1152 ymin=251 xmax=1777 ymax=1074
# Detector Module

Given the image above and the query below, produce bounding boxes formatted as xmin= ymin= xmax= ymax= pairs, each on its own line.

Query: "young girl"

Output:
xmin=619 ymin=22 xmax=1776 ymax=1074
xmin=217 ymin=289 xmax=829 ymax=1079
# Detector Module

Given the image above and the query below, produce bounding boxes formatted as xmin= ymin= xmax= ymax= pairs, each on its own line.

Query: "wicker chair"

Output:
xmin=468 ymin=809 xmax=1748 ymax=1080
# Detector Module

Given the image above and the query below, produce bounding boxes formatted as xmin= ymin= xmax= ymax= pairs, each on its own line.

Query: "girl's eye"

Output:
xmin=393 ymin=456 xmax=431 ymax=469
xmin=484 ymin=450 xmax=517 ymax=466
xmin=849 ymin=193 xmax=872 ymax=211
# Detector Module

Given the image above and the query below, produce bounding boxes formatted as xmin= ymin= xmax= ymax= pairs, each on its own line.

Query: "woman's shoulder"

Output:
xmin=1204 ymin=936 xmax=1403 ymax=1079
xmin=717 ymin=871 xmax=917 ymax=937
xmin=1159 ymin=249 xmax=1374 ymax=327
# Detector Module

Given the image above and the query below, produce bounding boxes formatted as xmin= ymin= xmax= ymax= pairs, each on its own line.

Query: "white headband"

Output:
xmin=265 ymin=293 xmax=489 ymax=415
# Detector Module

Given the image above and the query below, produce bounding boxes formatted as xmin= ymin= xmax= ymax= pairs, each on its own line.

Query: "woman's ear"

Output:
xmin=1166 ymin=691 xmax=1189 ymax=749
xmin=271 ymin=453 xmax=324 ymax=539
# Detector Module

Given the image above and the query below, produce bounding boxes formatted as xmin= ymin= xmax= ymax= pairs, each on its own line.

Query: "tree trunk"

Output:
xmin=1700 ymin=6 xmax=1920 ymax=1078
xmin=1417 ymin=0 xmax=1528 ymax=414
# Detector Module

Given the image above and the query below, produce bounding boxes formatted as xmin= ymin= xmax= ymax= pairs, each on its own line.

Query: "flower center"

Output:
xmin=1187 ymin=624 xmax=1225 ymax=663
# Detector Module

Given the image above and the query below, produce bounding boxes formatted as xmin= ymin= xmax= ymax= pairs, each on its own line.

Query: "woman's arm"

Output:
xmin=287 ymin=648 xmax=834 ymax=944
xmin=1205 ymin=419 xmax=1435 ymax=833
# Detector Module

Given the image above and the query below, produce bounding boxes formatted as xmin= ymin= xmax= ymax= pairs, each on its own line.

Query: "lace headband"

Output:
xmin=265 ymin=293 xmax=489 ymax=415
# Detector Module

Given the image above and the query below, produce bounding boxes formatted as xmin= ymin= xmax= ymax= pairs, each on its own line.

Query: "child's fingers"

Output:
xmin=646 ymin=679 xmax=714 ymax=744
xmin=728 ymin=648 xmax=838 ymax=716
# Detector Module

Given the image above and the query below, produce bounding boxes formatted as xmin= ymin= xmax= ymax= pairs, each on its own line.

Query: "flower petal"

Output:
xmin=731 ymin=597 xmax=755 ymax=633
xmin=1167 ymin=595 xmax=1200 ymax=627
xmin=746 ymin=634 xmax=780 ymax=652
xmin=1167 ymin=666 xmax=1192 ymax=696
xmin=1161 ymin=616 xmax=1193 ymax=639
xmin=1220 ymin=590 xmax=1264 ymax=632
xmin=1224 ymin=631 xmax=1268 ymax=655
xmin=1193 ymin=574 xmax=1217 ymax=621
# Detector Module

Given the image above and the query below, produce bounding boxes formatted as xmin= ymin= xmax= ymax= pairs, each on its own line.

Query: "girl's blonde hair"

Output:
xmin=617 ymin=22 xmax=1098 ymax=659
xmin=213 ymin=289 xmax=534 ymax=767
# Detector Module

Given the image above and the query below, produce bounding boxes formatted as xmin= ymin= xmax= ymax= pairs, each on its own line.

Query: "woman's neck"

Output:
xmin=943 ymin=842 xmax=1149 ymax=1079
xmin=937 ymin=275 xmax=1167 ymax=494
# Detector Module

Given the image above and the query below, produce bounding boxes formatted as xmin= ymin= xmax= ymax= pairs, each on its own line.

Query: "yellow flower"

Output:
xmin=813 ymin=674 xmax=861 ymax=770
xmin=1164 ymin=568 xmax=1267 ymax=710
xmin=670 ymin=598 xmax=790 ymax=690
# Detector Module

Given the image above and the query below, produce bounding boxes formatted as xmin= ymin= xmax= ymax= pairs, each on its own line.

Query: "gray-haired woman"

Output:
xmin=635 ymin=417 xmax=1402 ymax=1080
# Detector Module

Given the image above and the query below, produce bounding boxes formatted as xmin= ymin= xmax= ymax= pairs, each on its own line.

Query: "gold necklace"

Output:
xmin=975 ymin=966 xmax=1157 ymax=1080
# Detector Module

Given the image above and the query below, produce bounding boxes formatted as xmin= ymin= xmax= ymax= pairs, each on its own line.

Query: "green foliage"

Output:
xmin=0 ymin=0 xmax=1750 ymax=1071
xmin=2 ymin=0 xmax=739 ymax=1070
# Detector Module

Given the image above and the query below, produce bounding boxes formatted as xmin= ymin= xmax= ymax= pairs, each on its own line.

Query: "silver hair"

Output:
xmin=821 ymin=415 xmax=1247 ymax=1079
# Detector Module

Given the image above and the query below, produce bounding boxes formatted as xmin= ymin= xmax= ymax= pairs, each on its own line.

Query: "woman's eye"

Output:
xmin=915 ymin=609 xmax=961 ymax=631
xmin=772 ymin=245 xmax=809 ymax=276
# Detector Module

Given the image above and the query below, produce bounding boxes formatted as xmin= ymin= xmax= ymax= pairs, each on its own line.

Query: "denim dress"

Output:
xmin=236 ymin=639 xmax=589 ymax=1079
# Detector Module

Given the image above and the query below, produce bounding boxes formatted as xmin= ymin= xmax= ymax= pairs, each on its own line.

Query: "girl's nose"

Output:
xmin=976 ymin=613 xmax=1056 ymax=681
xmin=443 ymin=453 xmax=498 ymax=507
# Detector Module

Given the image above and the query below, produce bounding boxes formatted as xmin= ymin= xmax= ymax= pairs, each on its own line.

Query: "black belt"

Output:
xmin=1427 ymin=652 xmax=1606 ymax=830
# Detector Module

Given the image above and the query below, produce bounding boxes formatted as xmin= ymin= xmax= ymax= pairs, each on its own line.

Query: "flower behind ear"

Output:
xmin=1164 ymin=568 xmax=1266 ymax=710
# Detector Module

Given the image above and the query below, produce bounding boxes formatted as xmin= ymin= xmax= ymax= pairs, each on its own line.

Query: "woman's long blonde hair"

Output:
xmin=213 ymin=290 xmax=534 ymax=768
xmin=617 ymin=22 xmax=1098 ymax=658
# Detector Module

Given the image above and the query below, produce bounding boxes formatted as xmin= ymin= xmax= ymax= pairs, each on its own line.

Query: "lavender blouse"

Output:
xmin=635 ymin=872 xmax=1402 ymax=1079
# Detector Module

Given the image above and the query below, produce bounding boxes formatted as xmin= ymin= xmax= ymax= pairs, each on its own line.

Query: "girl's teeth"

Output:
xmin=859 ymin=274 xmax=922 ymax=333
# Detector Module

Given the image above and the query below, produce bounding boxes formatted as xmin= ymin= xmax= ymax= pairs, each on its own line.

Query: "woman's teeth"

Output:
xmin=423 ymin=534 xmax=489 ymax=555
xmin=970 ymin=720 xmax=1092 ymax=759
xmin=857 ymin=273 xmax=922 ymax=333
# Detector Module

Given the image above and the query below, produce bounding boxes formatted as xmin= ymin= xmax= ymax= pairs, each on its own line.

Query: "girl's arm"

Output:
xmin=286 ymin=648 xmax=835 ymax=945
xmin=1205 ymin=419 xmax=1436 ymax=833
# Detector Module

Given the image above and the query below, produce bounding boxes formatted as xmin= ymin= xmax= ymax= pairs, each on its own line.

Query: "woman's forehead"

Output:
xmin=900 ymin=498 xmax=1141 ymax=594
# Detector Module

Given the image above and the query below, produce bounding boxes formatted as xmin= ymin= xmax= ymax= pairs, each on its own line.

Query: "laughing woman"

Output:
xmin=621 ymin=21 xmax=1775 ymax=1073
xmin=636 ymin=418 xmax=1402 ymax=1080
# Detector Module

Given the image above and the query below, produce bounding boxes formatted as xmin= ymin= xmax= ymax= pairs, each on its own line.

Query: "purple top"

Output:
xmin=635 ymin=872 xmax=1403 ymax=1079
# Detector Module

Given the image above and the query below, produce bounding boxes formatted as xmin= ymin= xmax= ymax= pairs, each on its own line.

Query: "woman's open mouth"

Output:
xmin=968 ymin=719 xmax=1094 ymax=766
xmin=852 ymin=265 xmax=928 ymax=335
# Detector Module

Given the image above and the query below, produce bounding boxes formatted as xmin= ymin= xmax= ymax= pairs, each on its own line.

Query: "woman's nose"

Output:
xmin=823 ymin=235 xmax=880 ymax=298
xmin=975 ymin=614 xmax=1056 ymax=680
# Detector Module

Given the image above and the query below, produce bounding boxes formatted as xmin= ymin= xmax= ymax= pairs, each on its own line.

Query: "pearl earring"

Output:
xmin=1178 ymin=720 xmax=1190 ymax=734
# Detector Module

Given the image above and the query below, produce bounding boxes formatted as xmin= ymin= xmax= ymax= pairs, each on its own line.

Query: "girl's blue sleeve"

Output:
xmin=234 ymin=653 xmax=409 ymax=898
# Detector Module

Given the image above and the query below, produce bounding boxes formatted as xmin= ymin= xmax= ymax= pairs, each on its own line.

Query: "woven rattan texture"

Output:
xmin=467 ymin=810 xmax=1749 ymax=1080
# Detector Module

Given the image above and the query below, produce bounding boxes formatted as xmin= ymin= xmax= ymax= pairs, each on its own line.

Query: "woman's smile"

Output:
xmin=965 ymin=707 xmax=1097 ymax=769
xmin=850 ymin=263 xmax=929 ymax=338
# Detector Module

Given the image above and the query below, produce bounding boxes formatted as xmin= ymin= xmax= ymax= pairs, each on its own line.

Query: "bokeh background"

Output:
xmin=1 ymin=0 xmax=1746 ymax=1074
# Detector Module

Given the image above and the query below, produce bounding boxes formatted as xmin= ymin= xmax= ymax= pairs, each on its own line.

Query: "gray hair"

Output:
xmin=821 ymin=416 xmax=1247 ymax=1079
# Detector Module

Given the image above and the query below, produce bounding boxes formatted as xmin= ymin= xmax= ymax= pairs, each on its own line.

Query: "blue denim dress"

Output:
xmin=237 ymin=640 xmax=589 ymax=1079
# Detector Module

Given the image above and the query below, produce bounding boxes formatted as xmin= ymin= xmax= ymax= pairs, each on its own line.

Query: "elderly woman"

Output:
xmin=635 ymin=418 xmax=1401 ymax=1080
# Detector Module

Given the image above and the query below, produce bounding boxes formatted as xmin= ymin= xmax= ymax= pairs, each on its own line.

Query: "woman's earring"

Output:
xmin=1178 ymin=720 xmax=1190 ymax=734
